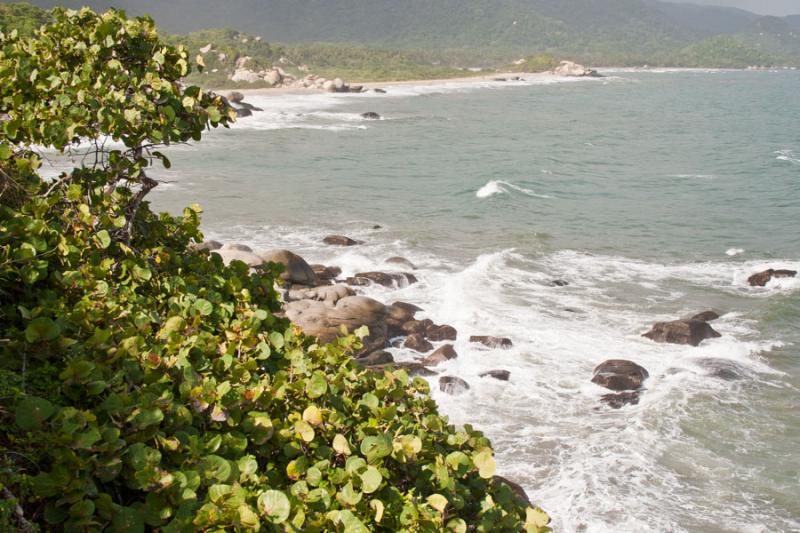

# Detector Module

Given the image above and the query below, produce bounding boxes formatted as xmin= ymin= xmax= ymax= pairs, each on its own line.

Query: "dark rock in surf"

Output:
xmin=357 ymin=350 xmax=394 ymax=366
xmin=550 ymin=279 xmax=569 ymax=287
xmin=401 ymin=319 xmax=434 ymax=336
xmin=591 ymin=360 xmax=649 ymax=391
xmin=311 ymin=264 xmax=342 ymax=282
xmin=361 ymin=112 xmax=381 ymax=120
xmin=600 ymin=391 xmax=640 ymax=409
xmin=470 ymin=336 xmax=513 ymax=349
xmin=492 ymin=476 xmax=532 ymax=506
xmin=642 ymin=319 xmax=721 ymax=347
xmin=346 ymin=271 xmax=418 ymax=288
xmin=480 ymin=369 xmax=511 ymax=381
xmin=323 ymin=235 xmax=362 ymax=246
xmin=689 ymin=310 xmax=720 ymax=322
xmin=696 ymin=358 xmax=747 ymax=381
xmin=421 ymin=344 xmax=458 ymax=366
xmin=386 ymin=302 xmax=422 ymax=337
xmin=439 ymin=376 xmax=470 ymax=394
xmin=747 ymin=268 xmax=797 ymax=287
xmin=404 ymin=334 xmax=433 ymax=353
xmin=228 ymin=91 xmax=245 ymax=103
xmin=373 ymin=88 xmax=387 ymax=94
xmin=385 ymin=256 xmax=417 ymax=270
xmin=426 ymin=324 xmax=457 ymax=342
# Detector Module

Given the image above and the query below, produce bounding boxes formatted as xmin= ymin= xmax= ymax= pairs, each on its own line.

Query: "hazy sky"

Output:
xmin=684 ymin=0 xmax=800 ymax=15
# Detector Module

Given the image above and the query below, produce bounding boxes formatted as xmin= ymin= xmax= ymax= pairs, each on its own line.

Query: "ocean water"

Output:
xmin=146 ymin=70 xmax=799 ymax=532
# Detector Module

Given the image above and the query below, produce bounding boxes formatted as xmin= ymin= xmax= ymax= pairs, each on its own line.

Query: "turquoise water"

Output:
xmin=149 ymin=70 xmax=800 ymax=532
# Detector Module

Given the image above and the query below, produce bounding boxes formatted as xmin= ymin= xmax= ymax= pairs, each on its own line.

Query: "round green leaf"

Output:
xmin=111 ymin=506 xmax=144 ymax=533
xmin=25 ymin=317 xmax=61 ymax=343
xmin=15 ymin=396 xmax=56 ymax=430
xmin=360 ymin=466 xmax=382 ymax=494
xmin=427 ymin=493 xmax=448 ymax=514
xmin=473 ymin=449 xmax=496 ymax=479
xmin=305 ymin=371 xmax=327 ymax=398
xmin=257 ymin=490 xmax=290 ymax=523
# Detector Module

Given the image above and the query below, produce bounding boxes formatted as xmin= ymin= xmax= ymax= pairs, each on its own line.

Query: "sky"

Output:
xmin=683 ymin=0 xmax=800 ymax=15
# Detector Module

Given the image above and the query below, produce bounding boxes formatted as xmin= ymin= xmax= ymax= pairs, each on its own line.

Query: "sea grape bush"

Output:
xmin=0 ymin=7 xmax=550 ymax=532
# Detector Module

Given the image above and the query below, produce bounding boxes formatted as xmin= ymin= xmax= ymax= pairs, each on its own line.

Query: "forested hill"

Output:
xmin=15 ymin=0 xmax=800 ymax=66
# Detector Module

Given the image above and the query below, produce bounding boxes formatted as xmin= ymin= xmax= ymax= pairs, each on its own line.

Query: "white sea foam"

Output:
xmin=775 ymin=149 xmax=800 ymax=166
xmin=726 ymin=248 xmax=745 ymax=256
xmin=476 ymin=179 xmax=553 ymax=199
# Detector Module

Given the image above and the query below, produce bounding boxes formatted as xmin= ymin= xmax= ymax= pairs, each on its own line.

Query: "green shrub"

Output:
xmin=0 ymin=7 xmax=549 ymax=532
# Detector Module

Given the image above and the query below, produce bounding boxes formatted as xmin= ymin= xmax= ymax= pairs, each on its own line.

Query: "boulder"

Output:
xmin=469 ymin=336 xmax=513 ymax=349
xmin=600 ymin=391 xmax=640 ymax=409
xmin=421 ymin=344 xmax=458 ymax=366
xmin=401 ymin=319 xmax=434 ymax=336
xmin=230 ymin=68 xmax=261 ymax=83
xmin=195 ymin=240 xmax=222 ymax=251
xmin=323 ymin=235 xmax=362 ymax=246
xmin=479 ymin=370 xmax=511 ymax=381
xmin=332 ymin=78 xmax=345 ymax=91
xmin=591 ymin=360 xmax=649 ymax=391
xmin=346 ymin=272 xmax=418 ymax=288
xmin=311 ymin=264 xmax=342 ymax=282
xmin=234 ymin=107 xmax=253 ymax=118
xmin=357 ymin=350 xmax=394 ymax=366
xmin=386 ymin=302 xmax=421 ymax=337
xmin=369 ymin=362 xmax=436 ymax=377
xmin=284 ymin=295 xmax=387 ymax=355
xmin=221 ymin=243 xmax=254 ymax=252
xmin=348 ymin=85 xmax=364 ymax=93
xmin=642 ymin=319 xmax=721 ymax=347
xmin=227 ymin=91 xmax=245 ymax=103
xmin=213 ymin=249 xmax=264 ymax=267
xmin=264 ymin=69 xmax=283 ymax=87
xmin=550 ymin=279 xmax=569 ymax=287
xmin=690 ymin=310 xmax=720 ymax=322
xmin=492 ymin=476 xmax=531 ymax=507
xmin=426 ymin=324 xmax=457 ymax=342
xmin=287 ymin=284 xmax=354 ymax=305
xmin=385 ymin=256 xmax=417 ymax=270
xmin=260 ymin=249 xmax=317 ymax=285
xmin=373 ymin=88 xmax=387 ymax=94
xmin=439 ymin=376 xmax=470 ymax=395
xmin=404 ymin=334 xmax=433 ymax=353
xmin=747 ymin=268 xmax=797 ymax=287
xmin=554 ymin=60 xmax=599 ymax=77
xmin=322 ymin=80 xmax=336 ymax=92
xmin=361 ymin=112 xmax=381 ymax=120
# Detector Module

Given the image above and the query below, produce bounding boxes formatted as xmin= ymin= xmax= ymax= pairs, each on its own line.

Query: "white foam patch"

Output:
xmin=476 ymin=179 xmax=553 ymax=199
xmin=726 ymin=248 xmax=745 ymax=257
xmin=775 ymin=149 xmax=800 ymax=166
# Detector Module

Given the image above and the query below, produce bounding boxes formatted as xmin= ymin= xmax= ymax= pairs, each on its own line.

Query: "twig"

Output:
xmin=1 ymin=487 xmax=35 ymax=532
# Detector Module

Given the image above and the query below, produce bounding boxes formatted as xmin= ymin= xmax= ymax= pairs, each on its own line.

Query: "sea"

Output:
xmin=139 ymin=69 xmax=799 ymax=532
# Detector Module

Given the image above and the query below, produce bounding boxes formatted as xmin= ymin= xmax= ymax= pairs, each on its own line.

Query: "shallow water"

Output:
xmin=142 ymin=70 xmax=799 ymax=532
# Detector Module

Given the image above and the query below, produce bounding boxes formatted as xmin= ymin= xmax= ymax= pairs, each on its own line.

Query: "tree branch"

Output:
xmin=1 ymin=487 xmax=35 ymax=533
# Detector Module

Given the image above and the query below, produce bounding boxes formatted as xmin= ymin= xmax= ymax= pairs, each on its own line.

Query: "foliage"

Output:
xmin=0 ymin=2 xmax=50 ymax=38
xmin=672 ymin=35 xmax=779 ymax=68
xmin=512 ymin=53 xmax=559 ymax=73
xmin=0 ymin=6 xmax=548 ymax=532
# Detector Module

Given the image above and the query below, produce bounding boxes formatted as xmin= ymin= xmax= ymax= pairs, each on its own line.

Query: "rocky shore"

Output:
xmin=200 ymin=237 xmax=797 ymax=410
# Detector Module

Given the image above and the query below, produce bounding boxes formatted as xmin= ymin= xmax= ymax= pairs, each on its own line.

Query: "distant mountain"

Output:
xmin=18 ymin=0 xmax=800 ymax=66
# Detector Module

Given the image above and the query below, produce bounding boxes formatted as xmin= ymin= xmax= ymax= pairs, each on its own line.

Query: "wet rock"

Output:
xmin=373 ymin=88 xmax=387 ymax=94
xmin=323 ymin=235 xmax=362 ymax=246
xmin=228 ymin=91 xmax=245 ymax=103
xmin=591 ymin=360 xmax=649 ymax=391
xmin=469 ymin=336 xmax=513 ymax=349
xmin=479 ymin=370 xmax=511 ymax=381
xmin=426 ymin=324 xmax=457 ymax=342
xmin=492 ymin=476 xmax=532 ymax=506
xmin=311 ymin=264 xmax=342 ymax=282
xmin=361 ymin=112 xmax=381 ymax=120
xmin=600 ymin=391 xmax=640 ymax=409
xmin=234 ymin=106 xmax=253 ymax=118
xmin=421 ymin=344 xmax=458 ymax=366
xmin=357 ymin=350 xmax=394 ymax=366
xmin=385 ymin=256 xmax=417 ymax=270
xmin=404 ymin=334 xmax=433 ymax=353
xmin=287 ymin=284 xmax=354 ymax=305
xmin=284 ymin=295 xmax=387 ymax=355
xmin=369 ymin=362 xmax=436 ymax=377
xmin=260 ymin=249 xmax=317 ymax=285
xmin=193 ymin=240 xmax=222 ymax=251
xmin=346 ymin=271 xmax=418 ymax=288
xmin=747 ymin=268 xmax=797 ymax=287
xmin=372 ymin=225 xmax=382 ymax=230
xmin=386 ymin=302 xmax=422 ymax=337
xmin=554 ymin=60 xmax=600 ymax=77
xmin=493 ymin=77 xmax=507 ymax=82
xmin=690 ymin=310 xmax=720 ymax=322
xmin=696 ymin=358 xmax=747 ymax=381
xmin=401 ymin=319 xmax=434 ymax=336
xmin=550 ymin=279 xmax=569 ymax=287
xmin=213 ymin=249 xmax=264 ymax=267
xmin=642 ymin=319 xmax=721 ymax=347
xmin=439 ymin=376 xmax=470 ymax=394
xmin=220 ymin=242 xmax=253 ymax=252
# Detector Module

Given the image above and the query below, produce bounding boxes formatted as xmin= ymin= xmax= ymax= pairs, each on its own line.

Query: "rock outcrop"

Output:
xmin=213 ymin=249 xmax=263 ymax=267
xmin=284 ymin=296 xmax=387 ymax=355
xmin=426 ymin=324 xmax=457 ymax=342
xmin=346 ymin=272 xmax=418 ymax=288
xmin=404 ymin=333 xmax=433 ymax=353
xmin=690 ymin=310 xmax=720 ymax=322
xmin=260 ymin=249 xmax=317 ymax=286
xmin=642 ymin=319 xmax=721 ymax=347
xmin=747 ymin=268 xmax=797 ymax=287
xmin=469 ymin=336 xmax=513 ymax=349
xmin=553 ymin=60 xmax=600 ymax=77
xmin=385 ymin=256 xmax=417 ymax=270
xmin=421 ymin=344 xmax=458 ymax=366
xmin=591 ymin=360 xmax=649 ymax=391
xmin=439 ymin=376 xmax=470 ymax=395
xmin=323 ymin=235 xmax=362 ymax=246
xmin=287 ymin=284 xmax=354 ymax=305
xmin=361 ymin=112 xmax=381 ymax=120
xmin=479 ymin=370 xmax=511 ymax=381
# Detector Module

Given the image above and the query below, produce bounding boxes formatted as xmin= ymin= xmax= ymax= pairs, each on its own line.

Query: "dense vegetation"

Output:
xmin=25 ymin=0 xmax=800 ymax=68
xmin=0 ymin=7 xmax=549 ymax=532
